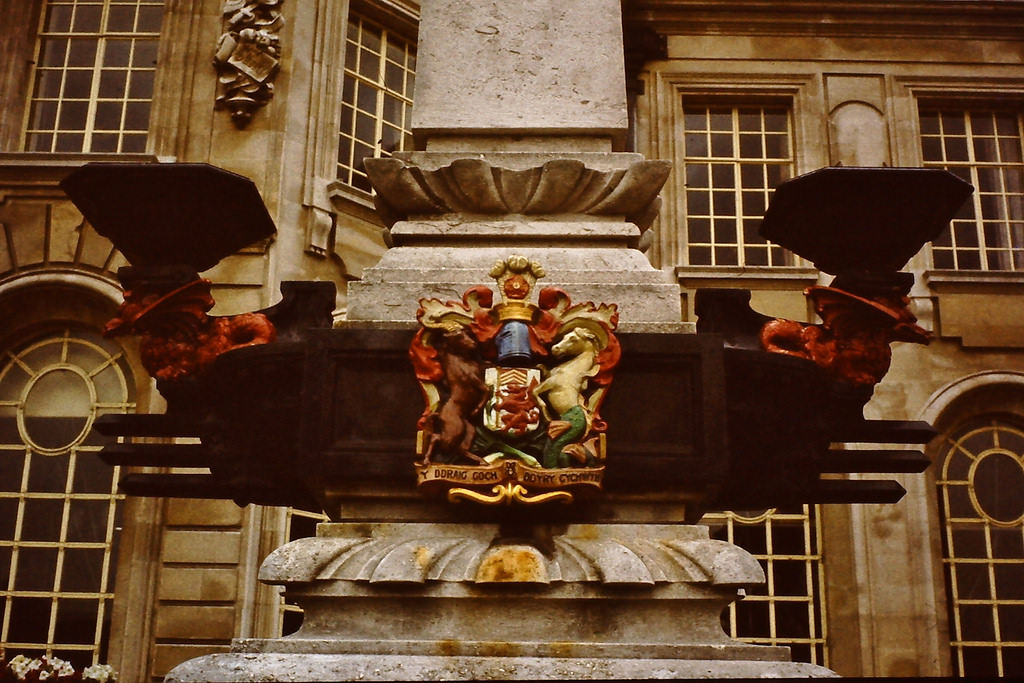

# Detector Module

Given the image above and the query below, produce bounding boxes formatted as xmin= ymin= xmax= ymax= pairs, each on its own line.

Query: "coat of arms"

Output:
xmin=410 ymin=256 xmax=620 ymax=505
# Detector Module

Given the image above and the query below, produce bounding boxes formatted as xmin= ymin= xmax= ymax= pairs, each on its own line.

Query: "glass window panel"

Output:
xmin=961 ymin=647 xmax=1000 ymax=676
xmin=709 ymin=109 xmax=732 ymax=130
xmin=90 ymin=132 xmax=119 ymax=153
xmin=710 ymin=133 xmax=733 ymax=157
xmin=26 ymin=454 xmax=69 ymax=493
xmin=67 ymin=39 xmax=98 ymax=66
xmin=712 ymin=191 xmax=735 ymax=215
xmin=685 ymin=190 xmax=709 ymax=216
xmin=20 ymin=497 xmax=66 ymax=541
xmin=53 ymin=599 xmax=100 ymax=644
xmin=710 ymin=163 xmax=733 ymax=188
xmin=358 ymin=48 xmax=381 ymax=81
xmin=994 ymin=563 xmax=1024 ymax=600
xmin=683 ymin=111 xmax=707 ymax=131
xmin=684 ymin=133 xmax=707 ymax=157
xmin=714 ymin=218 xmax=736 ymax=243
xmin=1000 ymin=138 xmax=1024 ymax=164
xmin=120 ymin=133 xmax=146 ymax=152
xmin=954 ymin=562 xmax=992 ymax=600
xmin=132 ymin=41 xmax=158 ymax=66
xmin=7 ymin=597 xmax=53 ymax=642
xmin=66 ymin=499 xmax=111 ymax=543
xmin=0 ymin=497 xmax=19 ymax=538
xmin=996 ymin=113 xmax=1020 ymax=136
xmin=61 ymin=547 xmax=105 ymax=593
xmin=944 ymin=137 xmax=970 ymax=161
xmin=763 ymin=109 xmax=788 ymax=132
xmin=97 ymin=69 xmax=127 ymax=98
xmin=45 ymin=4 xmax=74 ymax=32
xmin=34 ymin=70 xmax=63 ymax=99
xmin=102 ymin=39 xmax=131 ymax=67
xmin=745 ymin=245 xmax=769 ymax=266
xmin=921 ymin=137 xmax=943 ymax=162
xmin=106 ymin=5 xmax=136 ymax=32
xmin=123 ymin=100 xmax=149 ymax=129
xmin=27 ymin=133 xmax=55 ymax=152
xmin=951 ymin=527 xmax=989 ymax=557
xmin=13 ymin=547 xmax=59 ymax=591
xmin=971 ymin=112 xmax=995 ymax=136
xmin=959 ymin=604 xmax=997 ymax=642
xmin=41 ymin=39 xmax=69 ymax=67
xmin=920 ymin=111 xmax=940 ymax=135
xmin=688 ymin=218 xmax=711 ymax=244
xmin=715 ymin=246 xmax=738 ymax=264
xmin=72 ymin=5 xmax=103 ymax=32
xmin=685 ymin=163 xmax=709 ymax=187
xmin=689 ymin=246 xmax=712 ymax=265
xmin=30 ymin=100 xmax=60 ymax=130
xmin=128 ymin=70 xmax=154 ymax=99
xmin=93 ymin=99 xmax=122 ymax=129
xmin=739 ymin=134 xmax=763 ymax=158
xmin=356 ymin=81 xmax=377 ymax=114
xmin=943 ymin=112 xmax=967 ymax=136
xmin=137 ymin=5 xmax=163 ymax=32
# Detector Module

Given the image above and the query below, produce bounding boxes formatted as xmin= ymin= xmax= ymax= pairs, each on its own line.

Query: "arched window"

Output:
xmin=937 ymin=415 xmax=1024 ymax=676
xmin=0 ymin=326 xmax=136 ymax=668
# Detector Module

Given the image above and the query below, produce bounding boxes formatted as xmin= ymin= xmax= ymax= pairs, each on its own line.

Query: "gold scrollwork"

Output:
xmin=447 ymin=483 xmax=574 ymax=506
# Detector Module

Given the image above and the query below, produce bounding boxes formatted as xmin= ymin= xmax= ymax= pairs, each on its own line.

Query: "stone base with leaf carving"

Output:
xmin=165 ymin=524 xmax=836 ymax=680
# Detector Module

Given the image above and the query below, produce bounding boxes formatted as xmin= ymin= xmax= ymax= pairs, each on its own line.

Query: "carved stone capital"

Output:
xmin=259 ymin=523 xmax=764 ymax=587
xmin=364 ymin=157 xmax=671 ymax=232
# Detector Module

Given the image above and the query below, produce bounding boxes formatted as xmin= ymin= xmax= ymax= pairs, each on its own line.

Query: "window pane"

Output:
xmin=681 ymin=102 xmax=794 ymax=266
xmin=25 ymin=1 xmax=163 ymax=153
xmin=337 ymin=13 xmax=415 ymax=192
xmin=921 ymin=108 xmax=1024 ymax=271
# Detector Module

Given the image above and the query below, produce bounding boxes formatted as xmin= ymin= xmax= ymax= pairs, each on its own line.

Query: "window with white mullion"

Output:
xmin=681 ymin=102 xmax=795 ymax=267
xmin=922 ymin=108 xmax=1024 ymax=271
xmin=25 ymin=0 xmax=164 ymax=154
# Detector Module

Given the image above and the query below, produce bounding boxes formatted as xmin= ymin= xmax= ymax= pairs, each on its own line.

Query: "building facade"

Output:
xmin=1 ymin=0 xmax=1023 ymax=679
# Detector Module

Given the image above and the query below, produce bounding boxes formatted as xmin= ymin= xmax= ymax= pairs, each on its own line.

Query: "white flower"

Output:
xmin=83 ymin=663 xmax=118 ymax=683
xmin=38 ymin=670 xmax=53 ymax=681
xmin=7 ymin=655 xmax=33 ymax=679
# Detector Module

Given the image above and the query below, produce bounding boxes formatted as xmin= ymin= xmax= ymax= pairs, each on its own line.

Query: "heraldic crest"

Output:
xmin=410 ymin=256 xmax=620 ymax=505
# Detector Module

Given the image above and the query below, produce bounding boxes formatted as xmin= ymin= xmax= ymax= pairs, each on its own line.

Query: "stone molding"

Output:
xmin=365 ymin=157 xmax=672 ymax=232
xmin=259 ymin=523 xmax=764 ymax=587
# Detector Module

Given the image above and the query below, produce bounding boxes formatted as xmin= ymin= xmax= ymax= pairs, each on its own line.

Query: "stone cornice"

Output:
xmin=623 ymin=0 xmax=1024 ymax=40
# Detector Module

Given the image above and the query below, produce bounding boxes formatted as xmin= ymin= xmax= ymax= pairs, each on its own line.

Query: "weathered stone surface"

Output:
xmin=412 ymin=0 xmax=628 ymax=146
xmin=165 ymin=653 xmax=838 ymax=681
xmin=346 ymin=245 xmax=683 ymax=325
xmin=164 ymin=525 xmax=841 ymax=681
xmin=365 ymin=157 xmax=671 ymax=227
xmin=260 ymin=523 xmax=764 ymax=587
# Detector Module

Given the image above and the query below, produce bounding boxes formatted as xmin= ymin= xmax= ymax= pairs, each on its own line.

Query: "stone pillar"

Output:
xmin=346 ymin=0 xmax=682 ymax=328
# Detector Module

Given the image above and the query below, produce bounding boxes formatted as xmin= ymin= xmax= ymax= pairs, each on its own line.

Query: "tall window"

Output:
xmin=936 ymin=416 xmax=1024 ymax=677
xmin=25 ymin=0 xmax=164 ymax=154
xmin=704 ymin=506 xmax=828 ymax=667
xmin=681 ymin=103 xmax=795 ymax=267
xmin=920 ymin=109 xmax=1024 ymax=271
xmin=337 ymin=12 xmax=416 ymax=193
xmin=0 ymin=328 xmax=135 ymax=668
